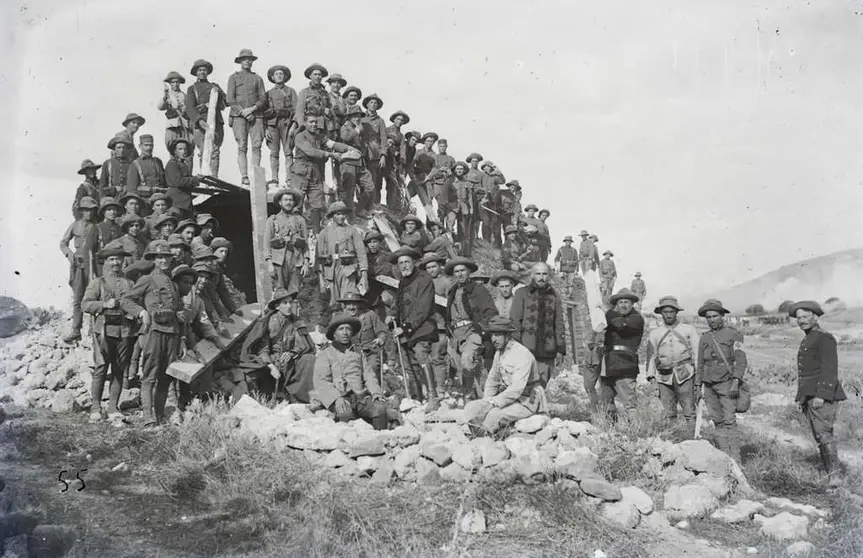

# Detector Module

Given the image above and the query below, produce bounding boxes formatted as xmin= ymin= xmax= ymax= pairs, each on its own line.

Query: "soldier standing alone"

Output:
xmin=599 ymin=250 xmax=617 ymax=300
xmin=226 ymin=49 xmax=267 ymax=186
xmin=264 ymin=64 xmax=298 ymax=188
xmin=554 ymin=235 xmax=579 ymax=284
xmin=631 ymin=272 xmax=646 ymax=311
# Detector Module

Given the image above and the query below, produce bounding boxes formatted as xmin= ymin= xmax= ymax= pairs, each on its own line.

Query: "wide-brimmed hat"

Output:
xmin=304 ymin=63 xmax=329 ymax=79
xmin=119 ymin=192 xmax=146 ymax=207
xmin=524 ymin=204 xmax=539 ymax=212
xmin=98 ymin=245 xmax=131 ymax=260
xmin=77 ymin=159 xmax=101 ymax=175
xmin=175 ymin=219 xmax=200 ymax=235
xmin=163 ymin=71 xmax=185 ymax=84
xmin=490 ymin=270 xmax=520 ymax=286
xmin=452 ymin=161 xmax=469 ymax=174
xmin=210 ymin=237 xmax=233 ymax=252
xmin=480 ymin=160 xmax=495 ymax=171
xmin=171 ymin=264 xmax=198 ymax=282
xmin=563 ymin=235 xmax=573 ymax=242
xmin=788 ymin=300 xmax=824 ymax=318
xmin=538 ymin=209 xmax=550 ymax=217
xmin=193 ymin=245 xmax=216 ymax=261
xmin=345 ymin=105 xmax=364 ymax=118
xmin=404 ymin=130 xmax=421 ymax=142
xmin=192 ymin=262 xmax=212 ymax=276
xmin=152 ymin=213 xmax=178 ymax=230
xmin=326 ymin=201 xmax=349 ymax=217
xmin=484 ymin=316 xmax=517 ymax=334
xmin=120 ymin=214 xmax=144 ymax=232
xmin=234 ymin=48 xmax=258 ymax=63
xmin=326 ymin=73 xmax=346 ymax=86
xmin=267 ymin=65 xmax=292 ymax=83
xmin=609 ymin=288 xmax=640 ymax=305
xmin=107 ymin=135 xmax=130 ymax=150
xmin=122 ymin=113 xmax=146 ymax=127
xmin=445 ymin=257 xmax=479 ymax=276
xmin=389 ymin=246 xmax=422 ymax=264
xmin=268 ymin=287 xmax=297 ymax=310
xmin=196 ymin=213 xmax=219 ymax=228
xmin=326 ymin=313 xmax=361 ymax=341
xmin=697 ymin=298 xmax=729 ymax=317
xmin=634 ymin=272 xmax=642 ymax=277
xmin=338 ymin=292 xmax=369 ymax=306
xmin=124 ymin=258 xmax=154 ymax=279
xmin=362 ymin=93 xmax=383 ymax=109
xmin=190 ymin=59 xmax=213 ymax=76
xmin=76 ymin=196 xmax=98 ymax=210
xmin=364 ymin=230 xmax=383 ymax=244
xmin=167 ymin=234 xmax=190 ymax=250
xmin=654 ymin=296 xmax=684 ymax=314
xmin=603 ymin=250 xmax=614 ymax=257
xmin=144 ymin=240 xmax=173 ymax=259
xmin=466 ymin=152 xmax=483 ymax=163
xmin=273 ymin=188 xmax=302 ymax=206
xmin=389 ymin=110 xmax=410 ymax=124
xmin=400 ymin=214 xmax=423 ymax=228
xmin=97 ymin=197 xmax=122 ymax=215
xmin=579 ymin=230 xmax=589 ymax=237
xmin=421 ymin=132 xmax=438 ymax=144
xmin=419 ymin=252 xmax=446 ymax=268
xmin=589 ymin=234 xmax=599 ymax=242
xmin=148 ymin=192 xmax=171 ymax=206
xmin=503 ymin=225 xmax=518 ymax=235
xmin=506 ymin=179 xmax=521 ymax=190
xmin=426 ymin=219 xmax=443 ymax=231
xmin=168 ymin=138 xmax=193 ymax=155
xmin=342 ymin=85 xmax=362 ymax=99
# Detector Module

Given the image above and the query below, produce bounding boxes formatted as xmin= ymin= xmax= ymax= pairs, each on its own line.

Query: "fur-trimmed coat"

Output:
xmin=509 ymin=282 xmax=566 ymax=360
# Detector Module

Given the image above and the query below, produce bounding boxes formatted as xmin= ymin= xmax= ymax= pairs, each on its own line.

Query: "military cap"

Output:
xmin=603 ymin=250 xmax=614 ymax=257
xmin=538 ymin=209 xmax=550 ymax=217
xmin=124 ymin=258 xmax=155 ymax=279
xmin=267 ymin=65 xmax=291 ymax=83
xmin=325 ymin=201 xmax=349 ymax=217
xmin=175 ymin=219 xmax=201 ymax=235
xmin=445 ymin=257 xmax=479 ymax=276
xmin=421 ymin=132 xmax=439 ymax=144
xmin=480 ymin=160 xmax=495 ymax=171
xmin=345 ymin=105 xmax=364 ymax=118
xmin=98 ymin=245 xmax=130 ymax=260
xmin=466 ymin=152 xmax=483 ymax=163
xmin=579 ymin=230 xmax=589 ymax=237
xmin=167 ymin=207 xmax=184 ymax=218
xmin=120 ymin=214 xmax=144 ymax=231
xmin=171 ymin=264 xmax=198 ymax=282
xmin=138 ymin=134 xmax=154 ymax=144
xmin=196 ymin=213 xmax=219 ymax=228
xmin=437 ymin=138 xmax=448 ymax=144
xmin=326 ymin=313 xmax=361 ymax=341
xmin=304 ymin=63 xmax=329 ymax=79
xmin=193 ymin=245 xmax=216 ymax=261
xmin=342 ymin=85 xmax=362 ymax=99
xmin=192 ymin=262 xmax=212 ymax=275
xmin=563 ymin=235 xmax=574 ymax=242
xmin=697 ymin=299 xmax=729 ymax=317
xmin=484 ymin=316 xmax=517 ymax=334
xmin=590 ymin=234 xmax=599 ymax=242
xmin=390 ymin=110 xmax=410 ymax=124
xmin=490 ymin=270 xmax=520 ymax=286
xmin=389 ymin=246 xmax=422 ymax=264
xmin=167 ymin=233 xmax=190 ymax=249
xmin=634 ymin=272 xmax=642 ymax=277
xmin=190 ymin=59 xmax=213 ymax=76
xmin=119 ymin=192 xmax=146 ymax=207
xmin=364 ymin=230 xmax=383 ymax=244
xmin=163 ymin=71 xmax=185 ymax=84
xmin=234 ymin=48 xmax=258 ymax=63
xmin=399 ymin=214 xmax=423 ymax=228
xmin=524 ymin=204 xmax=539 ymax=212
xmin=506 ymin=180 xmax=521 ymax=190
xmin=326 ymin=73 xmax=346 ymax=86
xmin=419 ymin=252 xmax=446 ymax=268
xmin=361 ymin=93 xmax=383 ymax=109
xmin=503 ymin=225 xmax=518 ymax=235
xmin=609 ymin=288 xmax=640 ymax=305
xmin=338 ymin=292 xmax=369 ymax=305
xmin=273 ymin=188 xmax=302 ymax=206
xmin=77 ymin=159 xmax=101 ymax=175
xmin=452 ymin=161 xmax=469 ymax=174
xmin=97 ymin=197 xmax=123 ymax=215
xmin=654 ymin=296 xmax=684 ymax=314
xmin=404 ymin=130 xmax=421 ymax=142
xmin=210 ymin=237 xmax=233 ymax=253
xmin=268 ymin=287 xmax=297 ymax=310
xmin=144 ymin=240 xmax=173 ymax=259
xmin=426 ymin=219 xmax=444 ymax=231
xmin=152 ymin=213 xmax=178 ymax=230
xmin=107 ymin=135 xmax=130 ymax=150
xmin=122 ymin=113 xmax=146 ymax=127
xmin=148 ymin=192 xmax=172 ymax=206
xmin=168 ymin=138 xmax=193 ymax=155
xmin=788 ymin=300 xmax=824 ymax=318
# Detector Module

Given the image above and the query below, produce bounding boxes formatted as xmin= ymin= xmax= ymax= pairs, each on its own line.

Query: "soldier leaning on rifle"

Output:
xmin=226 ymin=49 xmax=267 ymax=186
xmin=264 ymin=65 xmax=299 ymax=188
xmin=695 ymin=298 xmax=746 ymax=461
xmin=339 ymin=105 xmax=375 ymax=215
xmin=125 ymin=134 xmax=167 ymax=207
xmin=59 ymin=196 xmax=98 ymax=343
xmin=420 ymin=252 xmax=454 ymax=396
xmin=73 ymin=159 xmax=102 ymax=217
xmin=316 ymin=202 xmax=369 ymax=307
xmin=264 ymin=189 xmax=308 ymax=297
xmin=100 ymin=136 xmax=131 ymax=199
xmin=601 ymin=288 xmax=646 ymax=420
xmin=165 ymin=138 xmax=200 ymax=220
xmin=186 ymin=58 xmax=226 ymax=177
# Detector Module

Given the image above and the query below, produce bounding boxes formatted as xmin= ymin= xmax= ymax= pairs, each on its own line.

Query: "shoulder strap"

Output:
xmin=107 ymin=160 xmax=114 ymax=187
xmin=133 ymin=160 xmax=145 ymax=183
xmin=708 ymin=331 xmax=735 ymax=377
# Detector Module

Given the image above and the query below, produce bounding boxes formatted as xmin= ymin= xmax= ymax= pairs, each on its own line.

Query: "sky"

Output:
xmin=2 ymin=0 xmax=863 ymax=311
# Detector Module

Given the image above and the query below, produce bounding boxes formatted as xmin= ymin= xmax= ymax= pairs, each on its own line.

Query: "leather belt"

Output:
xmin=452 ymin=320 xmax=472 ymax=329
xmin=610 ymin=345 xmax=634 ymax=354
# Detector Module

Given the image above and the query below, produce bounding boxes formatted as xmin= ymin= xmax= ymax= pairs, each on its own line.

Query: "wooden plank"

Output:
xmin=167 ymin=303 xmax=261 ymax=383
xmin=250 ymin=166 xmax=271 ymax=305
xmin=371 ymin=213 xmax=401 ymax=251
xmin=375 ymin=274 xmax=446 ymax=308
xmin=201 ymin=87 xmax=219 ymax=176
xmin=582 ymin=268 xmax=607 ymax=332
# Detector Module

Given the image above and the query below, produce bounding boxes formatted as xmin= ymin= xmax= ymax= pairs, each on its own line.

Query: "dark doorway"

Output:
xmin=196 ymin=191 xmax=257 ymax=303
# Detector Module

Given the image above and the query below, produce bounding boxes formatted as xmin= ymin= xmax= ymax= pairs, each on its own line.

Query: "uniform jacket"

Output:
xmin=795 ymin=327 xmax=846 ymax=403
xmin=262 ymin=313 xmax=315 ymax=359
xmin=413 ymin=150 xmax=436 ymax=177
xmin=426 ymin=235 xmax=457 ymax=259
xmin=264 ymin=211 xmax=308 ymax=266
xmin=353 ymin=310 xmax=388 ymax=351
xmin=631 ymin=278 xmax=646 ymax=297
xmin=293 ymin=130 xmax=349 ymax=185
xmin=555 ymin=246 xmax=578 ymax=272
xmin=445 ymin=280 xmax=497 ymax=334
xmin=484 ymin=339 xmax=546 ymax=412
xmin=121 ymin=267 xmax=183 ymax=335
xmin=226 ymin=70 xmax=267 ymax=119
xmin=453 ymin=178 xmax=475 ymax=215
xmin=603 ymin=309 xmax=645 ymax=378
xmin=165 ymin=157 xmax=199 ymax=211
xmin=494 ymin=295 xmax=514 ymax=317
xmin=209 ymin=262 xmax=238 ymax=314
xmin=317 ymin=223 xmax=368 ymax=279
xmin=360 ymin=113 xmax=388 ymax=161
xmin=501 ymin=238 xmax=526 ymax=268
xmin=93 ymin=220 xmax=122 ymax=252
xmin=181 ymin=287 xmax=218 ymax=344
xmin=264 ymin=84 xmax=298 ymax=126
xmin=646 ymin=321 xmax=699 ymax=385
xmin=599 ymin=257 xmax=617 ymax=280
xmin=395 ymin=269 xmax=438 ymax=345
xmin=186 ymin=80 xmax=226 ymax=130
xmin=82 ymin=272 xmax=135 ymax=338
xmin=696 ymin=325 xmax=747 ymax=386
xmin=74 ymin=180 xmax=100 ymax=212
xmin=60 ymin=220 xmax=96 ymax=268
xmin=431 ymin=153 xmax=456 ymax=185
xmin=126 ymin=156 xmax=166 ymax=198
xmin=431 ymin=275 xmax=454 ymax=330
xmin=510 ymin=282 xmax=566 ymax=360
xmin=99 ymin=157 xmax=129 ymax=197
xmin=313 ymin=343 xmax=381 ymax=408
xmin=158 ymin=89 xmax=189 ymax=130
xmin=399 ymin=230 xmax=428 ymax=252
xmin=339 ymin=121 xmax=367 ymax=167
xmin=295 ymin=83 xmax=332 ymax=127
xmin=579 ymin=239 xmax=598 ymax=265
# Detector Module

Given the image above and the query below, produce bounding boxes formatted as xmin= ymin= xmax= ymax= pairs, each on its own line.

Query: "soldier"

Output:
xmin=157 ymin=71 xmax=192 ymax=160
xmin=360 ymin=93 xmax=388 ymax=203
xmin=327 ymin=73 xmax=347 ymax=131
xmin=126 ymin=134 xmax=166 ymax=206
xmin=578 ymin=230 xmax=596 ymax=274
xmin=589 ymin=234 xmax=601 ymax=269
xmin=340 ymin=292 xmax=388 ymax=386
xmin=226 ymin=49 xmax=267 ymax=186
xmin=264 ymin=189 xmax=308 ymax=296
xmin=100 ymin=136 xmax=131 ymax=199
xmin=464 ymin=316 xmax=548 ymax=436
xmin=316 ymin=201 xmax=368 ymax=307
xmin=479 ymin=160 xmax=506 ymax=246
xmin=339 ymin=105 xmax=375 ymax=214
xmin=295 ymin=63 xmax=333 ymax=131
xmin=175 ymin=218 xmax=200 ymax=247
xmin=385 ymin=110 xmax=409 ymax=207
xmin=390 ymin=247 xmax=440 ymax=410
xmin=73 ymin=159 xmax=102 ymax=216
xmin=209 ymin=236 xmax=244 ymax=311
xmin=403 ymin=130 xmax=421 ymax=186
xmin=143 ymin=193 xmax=172 ymax=241
xmin=168 ymin=234 xmax=193 ymax=269
xmin=646 ymin=296 xmax=700 ymax=439
xmin=92 ymin=197 xmax=123 ymax=255
xmin=599 ymin=250 xmax=617 ymax=300
xmin=115 ymin=215 xmax=147 ymax=265
xmin=695 ymin=298 xmax=748 ymax=462
xmin=292 ymin=112 xmax=352 ymax=233
xmin=186 ymin=58 xmax=226 ymax=177
xmin=121 ymin=240 xmax=183 ymax=426
xmin=60 ymin=196 xmax=98 ymax=343
xmin=631 ymin=272 xmax=647 ymax=311
xmin=445 ymin=257 xmax=497 ymax=399
xmin=510 ymin=263 xmax=566 ymax=386
xmin=151 ymin=213 xmax=177 ymax=242
xmin=342 ymin=85 xmax=362 ymax=112
xmin=117 ymin=113 xmax=145 ymax=162
xmin=601 ymin=288 xmax=645 ymax=419
xmin=192 ymin=213 xmax=219 ymax=251
xmin=787 ymin=300 xmax=846 ymax=485
xmin=399 ymin=215 xmax=428 ymax=252
xmin=554 ymin=235 xmax=579 ymax=284
xmin=490 ymin=270 xmax=519 ymax=317
xmin=165 ymin=138 xmax=200 ymax=219
xmin=420 ymin=252 xmax=453 ymax=395
xmin=82 ymin=245 xmax=136 ymax=422
xmin=264 ymin=64 xmax=298 ymax=188
xmin=425 ymin=220 xmax=457 ymax=260
xmin=451 ymin=162 xmax=475 ymax=254
xmin=501 ymin=225 xmax=528 ymax=273
xmin=314 ymin=313 xmax=387 ymax=429
xmin=119 ymin=191 xmax=146 ymax=219
xmin=363 ymin=230 xmax=395 ymax=309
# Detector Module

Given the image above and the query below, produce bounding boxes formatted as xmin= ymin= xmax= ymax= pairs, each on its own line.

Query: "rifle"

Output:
xmin=390 ymin=320 xmax=413 ymax=401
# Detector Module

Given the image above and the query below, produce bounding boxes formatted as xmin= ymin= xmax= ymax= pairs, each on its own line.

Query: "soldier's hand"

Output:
xmin=810 ymin=396 xmax=825 ymax=409
xmin=104 ymin=298 xmax=117 ymax=309
xmin=728 ymin=379 xmax=740 ymax=399
xmin=392 ymin=327 xmax=404 ymax=338
xmin=379 ymin=155 xmax=387 ymax=168
xmin=335 ymin=396 xmax=351 ymax=415
xmin=139 ymin=311 xmax=151 ymax=333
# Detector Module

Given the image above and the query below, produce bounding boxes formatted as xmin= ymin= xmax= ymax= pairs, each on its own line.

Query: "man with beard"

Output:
xmin=317 ymin=202 xmax=368 ymax=307
xmin=601 ymin=288 xmax=645 ymax=419
xmin=491 ymin=270 xmax=519 ymax=317
xmin=257 ymin=288 xmax=316 ymax=403
xmin=186 ymin=58 xmax=227 ymax=177
xmin=226 ymin=49 xmax=267 ymax=186
xmin=509 ymin=263 xmax=566 ymax=386
xmin=420 ymin=252 xmax=453 ymax=397
xmin=463 ymin=316 xmax=548 ymax=436
xmin=264 ymin=189 xmax=308 ymax=296
xmin=263 ymin=65 xmax=298 ymax=188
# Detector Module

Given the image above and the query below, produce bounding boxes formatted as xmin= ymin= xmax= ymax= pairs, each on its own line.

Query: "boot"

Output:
xmin=423 ymin=364 xmax=440 ymax=412
xmin=821 ymin=442 xmax=842 ymax=487
xmin=63 ymin=329 xmax=81 ymax=344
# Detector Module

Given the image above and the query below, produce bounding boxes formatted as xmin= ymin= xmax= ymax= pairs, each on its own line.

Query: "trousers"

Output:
xmin=140 ymin=330 xmax=180 ymax=422
xmin=464 ymin=399 xmax=534 ymax=436
xmin=193 ymin=125 xmax=224 ymax=177
xmin=231 ymin=116 xmax=264 ymax=179
xmin=583 ymin=364 xmax=601 ymax=412
xmin=657 ymin=375 xmax=696 ymax=437
xmin=91 ymin=334 xmax=134 ymax=413
xmin=802 ymin=397 xmax=838 ymax=445
xmin=69 ymin=264 xmax=89 ymax=332
xmin=332 ymin=392 xmax=388 ymax=430
xmin=340 ymin=164 xmax=375 ymax=213
xmin=599 ymin=375 xmax=637 ymax=416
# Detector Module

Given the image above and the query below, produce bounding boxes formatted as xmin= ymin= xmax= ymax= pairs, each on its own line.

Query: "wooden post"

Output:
xmin=250 ymin=166 xmax=271 ymax=305
xmin=201 ymin=87 xmax=219 ymax=176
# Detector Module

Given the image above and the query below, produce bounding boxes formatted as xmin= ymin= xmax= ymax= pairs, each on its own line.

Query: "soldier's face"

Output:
xmin=505 ymin=233 xmax=516 ymax=241
xmin=159 ymin=223 xmax=174 ymax=238
xmin=80 ymin=209 xmax=94 ymax=221
xmin=397 ymin=255 xmax=416 ymax=277
xmin=310 ymin=70 xmax=323 ymax=84
xmin=305 ymin=115 xmax=319 ymax=133
xmin=113 ymin=145 xmax=126 ymax=158
xmin=154 ymin=255 xmax=172 ymax=272
xmin=429 ymin=225 xmax=441 ymax=237
xmin=498 ymin=279 xmax=514 ymax=298
xmin=127 ymin=222 xmax=141 ymax=236
xmin=795 ymin=309 xmax=818 ymax=331
xmin=170 ymin=79 xmax=182 ymax=91
xmin=344 ymin=303 xmax=359 ymax=317
xmin=454 ymin=168 xmax=466 ymax=178
xmin=214 ymin=247 xmax=229 ymax=262
xmin=705 ymin=310 xmax=724 ymax=330
xmin=175 ymin=143 xmax=189 ymax=158
xmin=105 ymin=255 xmax=123 ymax=273
xmin=84 ymin=169 xmax=97 ymax=179
xmin=438 ymin=141 xmax=447 ymax=153
xmin=329 ymin=81 xmax=342 ymax=94
xmin=333 ymin=211 xmax=347 ymax=225
xmin=349 ymin=115 xmax=362 ymax=126
xmin=407 ymin=136 xmax=418 ymax=147
xmin=152 ymin=200 xmax=167 ymax=213
xmin=526 ymin=209 xmax=536 ymax=218
xmin=425 ymin=261 xmax=440 ymax=278
xmin=141 ymin=141 xmax=154 ymax=156
xmin=564 ymin=240 xmax=572 ymax=246
xmin=196 ymin=274 xmax=209 ymax=290
xmin=346 ymin=91 xmax=359 ymax=104
xmin=127 ymin=121 xmax=140 ymax=133
xmin=279 ymin=196 xmax=295 ymax=213
xmin=661 ymin=308 xmax=678 ymax=325
xmin=366 ymin=239 xmax=379 ymax=253
xmin=176 ymin=274 xmax=195 ymax=296
xmin=539 ymin=213 xmax=549 ymax=221
xmin=469 ymin=159 xmax=479 ymax=168
xmin=424 ymin=138 xmax=435 ymax=150
xmin=240 ymin=58 xmax=253 ymax=71
xmin=454 ymin=265 xmax=470 ymax=285
xmin=334 ymin=324 xmax=353 ymax=344
xmin=615 ymin=299 xmax=634 ymax=315
xmin=491 ymin=332 xmax=509 ymax=351
xmin=126 ymin=200 xmax=140 ymax=214
xmin=273 ymin=70 xmax=286 ymax=84
xmin=103 ymin=208 xmax=118 ymax=220
xmin=196 ymin=67 xmax=210 ymax=80
xmin=170 ymin=247 xmax=183 ymax=258
xmin=531 ymin=267 xmax=549 ymax=287
xmin=180 ymin=226 xmax=196 ymax=242
xmin=367 ymin=99 xmax=379 ymax=113
xmin=392 ymin=115 xmax=404 ymax=127
xmin=403 ymin=222 xmax=416 ymax=233
xmin=202 ymin=224 xmax=215 ymax=238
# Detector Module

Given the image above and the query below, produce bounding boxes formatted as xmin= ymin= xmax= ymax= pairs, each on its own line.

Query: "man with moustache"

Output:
xmin=601 ymin=288 xmax=645 ymax=419
xmin=126 ymin=134 xmax=167 ymax=204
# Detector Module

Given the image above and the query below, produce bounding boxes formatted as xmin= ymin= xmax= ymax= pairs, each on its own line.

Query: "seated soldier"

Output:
xmin=313 ymin=313 xmax=387 ymax=429
xmin=340 ymin=292 xmax=389 ymax=386
xmin=464 ymin=316 xmax=548 ymax=436
xmin=399 ymin=214 xmax=429 ymax=252
xmin=425 ymin=219 xmax=458 ymax=259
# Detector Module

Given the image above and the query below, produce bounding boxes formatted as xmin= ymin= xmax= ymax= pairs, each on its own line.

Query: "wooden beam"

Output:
xmin=201 ymin=87 xmax=219 ymax=176
xmin=250 ymin=166 xmax=271 ymax=305
xmin=371 ymin=213 xmax=401 ymax=251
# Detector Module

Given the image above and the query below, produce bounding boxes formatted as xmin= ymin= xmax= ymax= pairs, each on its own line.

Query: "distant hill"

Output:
xmin=690 ymin=248 xmax=863 ymax=314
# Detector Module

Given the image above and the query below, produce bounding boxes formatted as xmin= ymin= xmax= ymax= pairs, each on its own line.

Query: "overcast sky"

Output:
xmin=2 ymin=0 xmax=862 ymax=310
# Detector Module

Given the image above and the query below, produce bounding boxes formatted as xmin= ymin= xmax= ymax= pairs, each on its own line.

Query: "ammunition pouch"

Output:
xmin=338 ymin=253 xmax=357 ymax=264
xmin=152 ymin=309 xmax=176 ymax=325
xmin=270 ymin=237 xmax=287 ymax=250
xmin=103 ymin=309 xmax=124 ymax=327
xmin=275 ymin=108 xmax=291 ymax=118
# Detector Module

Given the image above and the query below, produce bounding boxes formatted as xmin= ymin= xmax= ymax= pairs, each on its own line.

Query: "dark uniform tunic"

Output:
xmin=165 ymin=157 xmax=200 ymax=216
xmin=99 ymin=156 xmax=130 ymax=199
xmin=696 ymin=325 xmax=747 ymax=431
xmin=126 ymin=155 xmax=167 ymax=201
xmin=796 ymin=327 xmax=846 ymax=444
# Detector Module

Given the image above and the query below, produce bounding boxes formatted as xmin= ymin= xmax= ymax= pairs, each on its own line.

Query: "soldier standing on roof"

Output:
xmin=554 ymin=235 xmax=578 ymax=284
xmin=157 ymin=71 xmax=192 ymax=164
xmin=599 ymin=250 xmax=617 ymax=300
xmin=264 ymin=65 xmax=298 ymax=189
xmin=317 ymin=202 xmax=368 ymax=308
xmin=186 ymin=58 xmax=226 ymax=177
xmin=226 ymin=49 xmax=267 ymax=186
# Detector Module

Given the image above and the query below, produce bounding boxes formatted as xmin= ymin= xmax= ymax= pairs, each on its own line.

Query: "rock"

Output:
xmin=28 ymin=524 xmax=77 ymax=558
xmin=50 ymin=390 xmax=80 ymax=413
xmin=356 ymin=456 xmax=380 ymax=474
xmin=693 ymin=473 xmax=731 ymax=499
xmin=746 ymin=547 xmax=758 ymax=555
xmin=620 ymin=486 xmax=653 ymax=515
xmin=111 ymin=462 xmax=129 ymax=473
xmin=279 ymin=403 xmax=314 ymax=421
xmin=675 ymin=520 xmax=690 ymax=529
xmin=349 ymin=436 xmax=386 ymax=458
xmin=283 ymin=420 xmax=343 ymax=451
xmin=228 ymin=395 xmax=271 ymax=421
xmin=472 ymin=438 xmax=510 ymax=468
xmin=765 ymin=497 xmax=829 ymax=519
xmin=649 ymin=437 xmax=683 ymax=465
xmin=755 ymin=512 xmax=809 ymax=541
xmin=710 ymin=500 xmax=764 ymax=524
xmin=459 ymin=509 xmax=486 ymax=534
xmin=452 ymin=443 xmax=482 ymax=471
xmin=555 ymin=448 xmax=599 ymax=481
xmin=421 ymin=444 xmax=453 ymax=467
xmin=44 ymin=370 xmax=66 ymax=391
xmin=118 ymin=388 xmax=141 ymax=410
xmin=677 ymin=439 xmax=732 ymax=477
xmin=579 ymin=479 xmax=622 ymax=502
xmin=514 ymin=454 xmax=552 ymax=485
xmin=601 ymin=501 xmax=641 ymax=529
xmin=663 ymin=484 xmax=718 ymax=520
xmin=515 ymin=414 xmax=549 ymax=434
xmin=785 ymin=541 xmax=815 ymax=556
xmin=371 ymin=460 xmax=394 ymax=484
xmin=0 ymin=297 xmax=29 ymax=338
xmin=392 ymin=424 xmax=421 ymax=447
xmin=659 ymin=463 xmax=696 ymax=485
xmin=3 ymin=533 xmax=28 ymax=557
xmin=441 ymin=463 xmax=473 ymax=482
xmin=563 ymin=420 xmax=596 ymax=438
xmin=752 ymin=393 xmax=791 ymax=407
xmin=393 ymin=445 xmax=421 ymax=479
xmin=426 ymin=408 xmax=465 ymax=423
xmin=399 ymin=398 xmax=422 ymax=412
xmin=641 ymin=510 xmax=670 ymax=530
xmin=504 ymin=435 xmax=538 ymax=458
xmin=535 ymin=425 xmax=557 ymax=445
xmin=337 ymin=461 xmax=360 ymax=477
xmin=641 ymin=456 xmax=663 ymax=479
xmin=416 ymin=458 xmax=441 ymax=485
xmin=324 ymin=450 xmax=351 ymax=468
